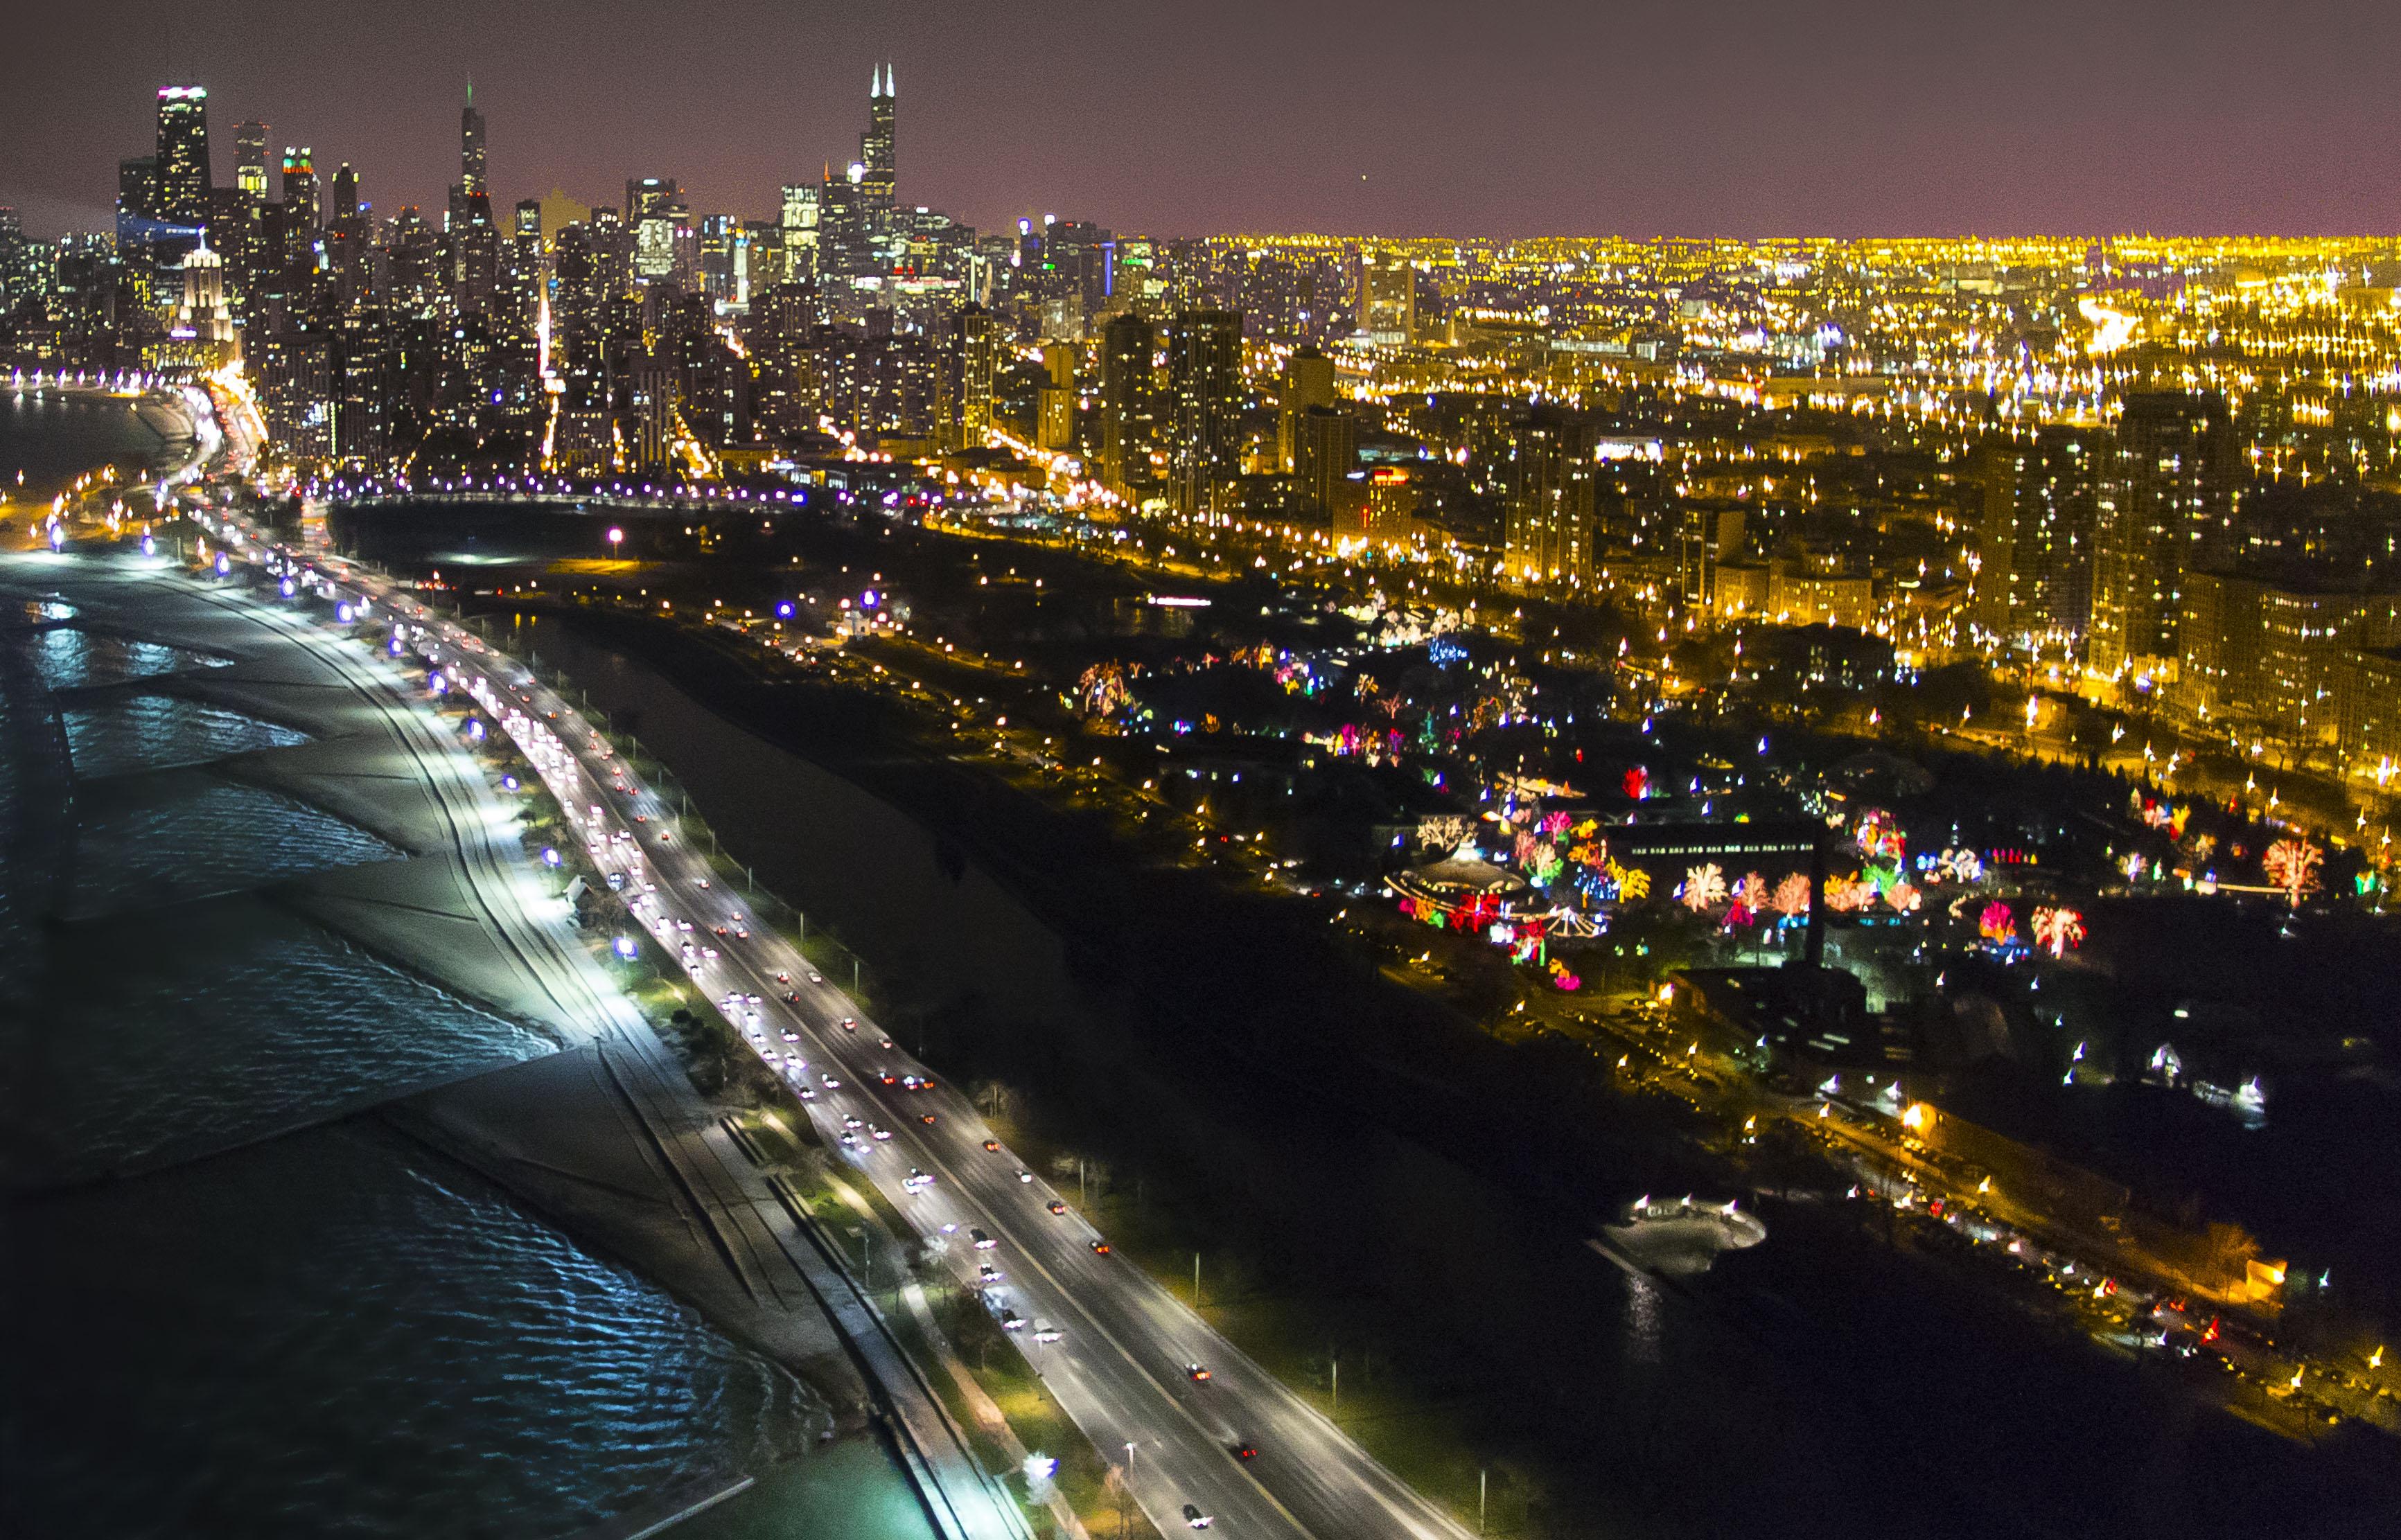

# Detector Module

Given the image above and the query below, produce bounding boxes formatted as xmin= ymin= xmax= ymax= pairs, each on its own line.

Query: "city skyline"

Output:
xmin=6 ymin=0 xmax=2400 ymax=239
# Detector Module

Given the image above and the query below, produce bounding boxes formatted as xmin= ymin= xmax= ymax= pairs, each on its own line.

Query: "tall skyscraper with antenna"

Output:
xmin=861 ymin=64 xmax=895 ymax=216
xmin=461 ymin=82 xmax=487 ymax=197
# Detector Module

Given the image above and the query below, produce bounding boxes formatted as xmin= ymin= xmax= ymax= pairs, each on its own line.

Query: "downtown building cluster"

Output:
xmin=18 ymin=87 xmax=2401 ymax=775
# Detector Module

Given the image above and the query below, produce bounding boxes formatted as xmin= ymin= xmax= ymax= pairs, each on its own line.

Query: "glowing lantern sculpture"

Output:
xmin=2262 ymin=837 xmax=2321 ymax=908
xmin=2031 ymin=905 xmax=2084 ymax=957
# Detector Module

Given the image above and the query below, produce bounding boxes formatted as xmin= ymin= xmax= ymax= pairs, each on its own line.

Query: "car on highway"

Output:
xmin=843 ymin=1115 xmax=863 ymax=1130
xmin=820 ymin=1074 xmax=841 ymax=1089
xmin=983 ymin=1140 xmax=1001 ymax=1152
xmin=781 ymin=1029 xmax=800 ymax=1043
xmin=978 ymin=1263 xmax=1003 ymax=1283
xmin=869 ymin=1123 xmax=892 ymax=1142
xmin=1182 ymin=1504 xmax=1213 ymax=1529
xmin=1231 ymin=1442 xmax=1256 ymax=1462
xmin=1089 ymin=1239 xmax=1111 ymax=1255
xmin=970 ymin=1228 xmax=996 ymax=1250
xmin=809 ymin=972 xmax=824 ymax=983
xmin=919 ymin=1113 xmax=936 ymax=1125
xmin=1016 ymin=1169 xmax=1034 ymax=1183
xmin=1032 ymin=1322 xmax=1060 ymax=1344
xmin=1047 ymin=1201 xmax=1067 ymax=1216
xmin=903 ymin=1169 xmax=933 ymax=1192
xmin=1185 ymin=1363 xmax=1211 ymax=1382
xmin=999 ymin=1309 xmax=1025 ymax=1331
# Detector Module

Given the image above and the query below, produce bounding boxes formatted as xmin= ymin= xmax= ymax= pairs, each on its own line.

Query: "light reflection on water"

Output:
xmin=64 ymin=691 xmax=310 ymax=779
xmin=33 ymin=896 xmax=558 ymax=1182
xmin=13 ymin=1122 xmax=827 ymax=1540
xmin=24 ymin=625 xmax=229 ymax=693
xmin=71 ymin=776 xmax=401 ymax=912
xmin=1624 ymin=1272 xmax=1664 ymax=1366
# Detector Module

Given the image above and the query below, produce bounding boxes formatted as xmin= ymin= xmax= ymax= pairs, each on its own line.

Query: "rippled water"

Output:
xmin=12 ymin=1121 xmax=825 ymax=1540
xmin=71 ymin=775 xmax=401 ymax=913
xmin=2 ymin=554 xmax=916 ymax=1540
xmin=24 ymin=625 xmax=229 ymax=693
xmin=64 ymin=692 xmax=311 ymax=779
xmin=30 ymin=896 xmax=558 ymax=1182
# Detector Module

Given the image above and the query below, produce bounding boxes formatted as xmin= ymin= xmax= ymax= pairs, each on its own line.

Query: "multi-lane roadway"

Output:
xmin=231 ymin=527 xmax=1473 ymax=1540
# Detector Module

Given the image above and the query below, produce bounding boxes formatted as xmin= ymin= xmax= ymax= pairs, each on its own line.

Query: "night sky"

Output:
xmin=5 ymin=0 xmax=2395 ymax=240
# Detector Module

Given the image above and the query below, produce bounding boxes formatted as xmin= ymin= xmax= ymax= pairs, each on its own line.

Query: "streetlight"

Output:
xmin=607 ymin=526 xmax=624 ymax=558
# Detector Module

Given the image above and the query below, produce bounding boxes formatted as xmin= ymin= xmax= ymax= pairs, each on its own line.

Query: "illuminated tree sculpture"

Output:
xmin=2262 ymin=837 xmax=2322 ymax=908
xmin=1732 ymin=872 xmax=1769 ymax=917
xmin=1682 ymin=862 xmax=1729 ymax=914
xmin=1772 ymin=872 xmax=1814 ymax=920
xmin=2031 ymin=905 xmax=2085 ymax=957
xmin=1415 ymin=815 xmax=1470 ymax=853
xmin=1613 ymin=863 xmax=1652 ymax=903
xmin=1978 ymin=901 xmax=2015 ymax=942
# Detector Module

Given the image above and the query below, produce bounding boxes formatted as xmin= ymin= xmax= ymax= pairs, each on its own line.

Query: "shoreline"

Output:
xmin=0 ymin=379 xmax=213 ymax=509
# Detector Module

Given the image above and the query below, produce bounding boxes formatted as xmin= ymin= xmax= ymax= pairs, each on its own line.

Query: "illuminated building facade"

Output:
xmin=2089 ymin=391 xmax=2237 ymax=681
xmin=1168 ymin=308 xmax=1244 ymax=517
xmin=1503 ymin=407 xmax=1595 ymax=589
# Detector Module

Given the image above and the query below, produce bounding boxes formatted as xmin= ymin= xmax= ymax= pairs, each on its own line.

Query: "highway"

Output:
xmin=222 ymin=526 xmax=1475 ymax=1540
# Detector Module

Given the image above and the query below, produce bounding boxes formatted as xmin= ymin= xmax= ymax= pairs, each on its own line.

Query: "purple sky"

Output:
xmin=3 ymin=0 xmax=2393 ymax=240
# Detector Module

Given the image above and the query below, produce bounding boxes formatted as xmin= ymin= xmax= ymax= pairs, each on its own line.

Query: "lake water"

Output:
xmin=0 ymin=544 xmax=927 ymax=1538
xmin=0 ymin=387 xmax=186 ymax=496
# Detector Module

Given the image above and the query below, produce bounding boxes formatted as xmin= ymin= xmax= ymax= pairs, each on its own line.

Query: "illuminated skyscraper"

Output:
xmin=461 ymin=84 xmax=487 ymax=197
xmin=281 ymin=148 xmax=319 ymax=228
xmin=152 ymin=86 xmax=213 ymax=229
xmin=861 ymin=64 xmax=896 ymax=216
xmin=1167 ymin=308 xmax=1244 ymax=518
xmin=234 ymin=121 xmax=269 ymax=198
xmin=2088 ymin=391 xmax=2238 ymax=681
xmin=779 ymin=183 xmax=820 ymax=282
xmin=950 ymin=304 xmax=997 ymax=449
xmin=1037 ymin=342 xmax=1077 ymax=450
xmin=1276 ymin=346 xmax=1335 ymax=472
xmin=1356 ymin=247 xmax=1415 ymax=344
xmin=1503 ymin=407 xmax=1596 ymax=589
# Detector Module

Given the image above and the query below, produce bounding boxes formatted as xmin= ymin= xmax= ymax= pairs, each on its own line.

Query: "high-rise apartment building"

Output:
xmin=2088 ymin=391 xmax=2238 ymax=681
xmin=1976 ymin=427 xmax=2097 ymax=653
xmin=1289 ymin=405 xmax=1357 ymax=519
xmin=1098 ymin=310 xmax=1156 ymax=498
xmin=1167 ymin=308 xmax=1244 ymax=517
xmin=951 ymin=304 xmax=998 ymax=450
xmin=1503 ymin=407 xmax=1597 ymax=589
